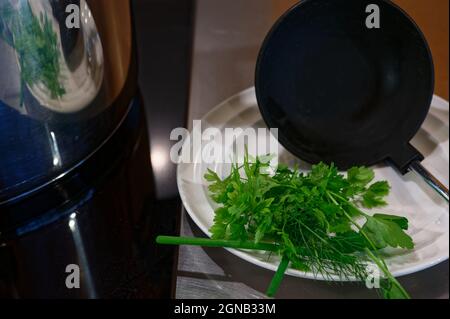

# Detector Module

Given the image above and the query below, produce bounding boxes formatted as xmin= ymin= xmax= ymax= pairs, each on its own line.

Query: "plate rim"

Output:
xmin=177 ymin=87 xmax=449 ymax=281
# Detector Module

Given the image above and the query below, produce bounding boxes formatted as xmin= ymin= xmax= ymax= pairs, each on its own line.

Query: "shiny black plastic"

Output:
xmin=255 ymin=0 xmax=434 ymax=173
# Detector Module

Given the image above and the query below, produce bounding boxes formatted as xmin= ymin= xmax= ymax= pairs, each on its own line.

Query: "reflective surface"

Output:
xmin=132 ymin=0 xmax=193 ymax=200
xmin=1 ymin=0 xmax=184 ymax=299
xmin=0 ymin=0 xmax=135 ymax=204
xmin=0 ymin=0 xmax=156 ymax=298
xmin=0 ymin=0 xmax=104 ymax=114
xmin=256 ymin=0 xmax=434 ymax=172
xmin=0 ymin=97 xmax=158 ymax=298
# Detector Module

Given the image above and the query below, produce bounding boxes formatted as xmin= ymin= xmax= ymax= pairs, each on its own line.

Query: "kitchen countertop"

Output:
xmin=175 ymin=0 xmax=449 ymax=299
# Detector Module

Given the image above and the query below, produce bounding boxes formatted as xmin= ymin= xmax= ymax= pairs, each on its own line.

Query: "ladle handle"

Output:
xmin=409 ymin=160 xmax=449 ymax=202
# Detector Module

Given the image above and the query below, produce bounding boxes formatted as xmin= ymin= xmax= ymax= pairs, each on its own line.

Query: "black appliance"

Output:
xmin=0 ymin=0 xmax=157 ymax=298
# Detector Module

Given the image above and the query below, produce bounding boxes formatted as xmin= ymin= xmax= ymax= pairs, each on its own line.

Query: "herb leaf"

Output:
xmin=362 ymin=215 xmax=414 ymax=250
xmin=199 ymin=153 xmax=414 ymax=298
xmin=362 ymin=181 xmax=391 ymax=208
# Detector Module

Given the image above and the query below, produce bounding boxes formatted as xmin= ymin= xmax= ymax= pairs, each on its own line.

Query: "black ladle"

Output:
xmin=255 ymin=0 xmax=449 ymax=201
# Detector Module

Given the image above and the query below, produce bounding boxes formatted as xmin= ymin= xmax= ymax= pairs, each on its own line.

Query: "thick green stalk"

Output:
xmin=156 ymin=236 xmax=279 ymax=252
xmin=266 ymin=256 xmax=290 ymax=297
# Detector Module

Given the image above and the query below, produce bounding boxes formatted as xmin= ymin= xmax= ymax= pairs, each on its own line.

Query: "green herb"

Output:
xmin=1 ymin=2 xmax=65 ymax=101
xmin=156 ymin=236 xmax=279 ymax=252
xmin=266 ymin=256 xmax=290 ymax=297
xmin=362 ymin=214 xmax=413 ymax=250
xmin=158 ymin=153 xmax=414 ymax=299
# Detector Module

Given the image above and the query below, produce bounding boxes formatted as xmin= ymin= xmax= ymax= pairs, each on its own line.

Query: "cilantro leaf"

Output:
xmin=204 ymin=168 xmax=221 ymax=183
xmin=344 ymin=166 xmax=376 ymax=197
xmin=362 ymin=181 xmax=390 ymax=208
xmin=347 ymin=166 xmax=375 ymax=187
xmin=362 ymin=215 xmax=414 ymax=250
xmin=372 ymin=214 xmax=409 ymax=230
xmin=210 ymin=207 xmax=230 ymax=239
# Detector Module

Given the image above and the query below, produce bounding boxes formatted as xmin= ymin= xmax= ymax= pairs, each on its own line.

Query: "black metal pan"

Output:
xmin=255 ymin=0 xmax=449 ymax=201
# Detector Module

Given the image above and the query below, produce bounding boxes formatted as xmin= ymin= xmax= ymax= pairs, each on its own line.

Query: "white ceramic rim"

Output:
xmin=177 ymin=88 xmax=449 ymax=281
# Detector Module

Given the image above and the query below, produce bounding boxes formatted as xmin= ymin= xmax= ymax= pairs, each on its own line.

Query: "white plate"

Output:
xmin=177 ymin=87 xmax=449 ymax=280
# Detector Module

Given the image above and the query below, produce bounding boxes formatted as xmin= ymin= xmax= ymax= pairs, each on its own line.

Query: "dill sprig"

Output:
xmin=158 ymin=152 xmax=414 ymax=299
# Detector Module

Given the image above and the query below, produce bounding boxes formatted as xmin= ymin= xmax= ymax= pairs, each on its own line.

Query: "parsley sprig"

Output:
xmin=158 ymin=153 xmax=414 ymax=299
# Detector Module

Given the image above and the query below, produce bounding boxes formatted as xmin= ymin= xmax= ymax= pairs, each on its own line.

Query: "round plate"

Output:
xmin=177 ymin=87 xmax=449 ymax=280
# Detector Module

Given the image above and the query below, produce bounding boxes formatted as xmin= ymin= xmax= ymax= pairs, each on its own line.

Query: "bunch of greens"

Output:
xmin=1 ymin=2 xmax=65 ymax=102
xmin=158 ymin=153 xmax=414 ymax=299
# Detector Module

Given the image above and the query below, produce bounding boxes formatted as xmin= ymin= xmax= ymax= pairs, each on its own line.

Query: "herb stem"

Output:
xmin=364 ymin=248 xmax=410 ymax=299
xmin=156 ymin=236 xmax=279 ymax=252
xmin=266 ymin=256 xmax=290 ymax=297
xmin=328 ymin=191 xmax=370 ymax=218
xmin=327 ymin=192 xmax=380 ymax=254
xmin=327 ymin=191 xmax=410 ymax=299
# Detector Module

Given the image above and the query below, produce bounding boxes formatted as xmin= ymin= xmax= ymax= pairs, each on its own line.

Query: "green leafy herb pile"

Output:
xmin=157 ymin=153 xmax=414 ymax=299
xmin=1 ymin=2 xmax=65 ymax=102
